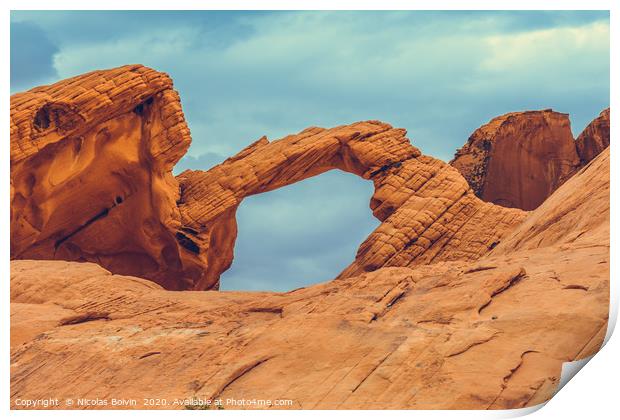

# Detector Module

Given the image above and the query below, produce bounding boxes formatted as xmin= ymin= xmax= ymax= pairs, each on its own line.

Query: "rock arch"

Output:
xmin=10 ymin=65 xmax=527 ymax=291
xmin=176 ymin=121 xmax=527 ymax=290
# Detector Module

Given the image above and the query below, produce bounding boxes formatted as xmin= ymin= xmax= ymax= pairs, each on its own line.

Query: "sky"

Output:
xmin=10 ymin=11 xmax=610 ymax=291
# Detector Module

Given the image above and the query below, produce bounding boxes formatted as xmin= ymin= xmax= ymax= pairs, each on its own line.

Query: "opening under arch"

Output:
xmin=219 ymin=169 xmax=380 ymax=292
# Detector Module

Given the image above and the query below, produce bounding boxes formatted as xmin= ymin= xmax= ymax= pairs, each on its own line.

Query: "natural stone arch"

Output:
xmin=176 ymin=121 xmax=527 ymax=290
xmin=10 ymin=64 xmax=526 ymax=292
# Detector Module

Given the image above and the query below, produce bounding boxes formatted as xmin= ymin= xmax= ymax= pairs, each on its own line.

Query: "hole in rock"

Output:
xmin=133 ymin=97 xmax=153 ymax=115
xmin=175 ymin=232 xmax=200 ymax=254
xmin=133 ymin=103 xmax=144 ymax=115
xmin=220 ymin=170 xmax=380 ymax=292
xmin=33 ymin=106 xmax=51 ymax=130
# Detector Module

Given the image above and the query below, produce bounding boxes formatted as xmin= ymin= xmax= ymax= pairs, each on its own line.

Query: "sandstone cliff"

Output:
xmin=451 ymin=108 xmax=610 ymax=211
xmin=10 ymin=148 xmax=609 ymax=409
xmin=450 ymin=110 xmax=580 ymax=211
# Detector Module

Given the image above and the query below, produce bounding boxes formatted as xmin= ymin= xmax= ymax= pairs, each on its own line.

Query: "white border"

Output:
xmin=2 ymin=2 xmax=616 ymax=419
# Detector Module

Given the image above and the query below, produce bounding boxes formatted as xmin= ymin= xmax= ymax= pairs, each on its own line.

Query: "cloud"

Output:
xmin=10 ymin=11 xmax=610 ymax=291
xmin=10 ymin=21 xmax=59 ymax=90
xmin=220 ymin=170 xmax=379 ymax=291
xmin=29 ymin=11 xmax=610 ymax=156
xmin=479 ymin=21 xmax=609 ymax=74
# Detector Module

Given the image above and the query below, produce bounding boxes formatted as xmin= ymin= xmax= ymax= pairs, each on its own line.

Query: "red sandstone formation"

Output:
xmin=450 ymin=110 xmax=581 ymax=211
xmin=9 ymin=65 xmax=610 ymax=410
xmin=10 ymin=148 xmax=609 ymax=409
xmin=576 ymin=108 xmax=610 ymax=165
xmin=176 ymin=122 xmax=525 ymax=290
xmin=451 ymin=108 xmax=611 ymax=211
xmin=10 ymin=65 xmax=525 ymax=291
xmin=10 ymin=65 xmax=201 ymax=290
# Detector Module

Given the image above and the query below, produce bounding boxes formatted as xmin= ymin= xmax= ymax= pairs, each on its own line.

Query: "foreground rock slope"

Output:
xmin=10 ymin=148 xmax=609 ymax=409
xmin=10 ymin=65 xmax=610 ymax=409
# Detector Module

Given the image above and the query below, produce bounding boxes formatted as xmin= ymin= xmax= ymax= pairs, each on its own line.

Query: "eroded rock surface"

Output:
xmin=11 ymin=66 xmax=526 ymax=291
xmin=576 ymin=108 xmax=610 ymax=165
xmin=451 ymin=110 xmax=580 ymax=211
xmin=10 ymin=65 xmax=204 ymax=290
xmin=177 ymin=122 xmax=525 ymax=290
xmin=451 ymin=108 xmax=611 ymax=212
xmin=10 ymin=149 xmax=610 ymax=409
xmin=9 ymin=65 xmax=610 ymax=410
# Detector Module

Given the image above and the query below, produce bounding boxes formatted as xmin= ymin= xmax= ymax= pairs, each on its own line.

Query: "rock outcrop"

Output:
xmin=450 ymin=110 xmax=580 ymax=211
xmin=176 ymin=122 xmax=526 ymax=290
xmin=10 ymin=148 xmax=609 ymax=409
xmin=10 ymin=65 xmax=202 ymax=290
xmin=451 ymin=108 xmax=611 ymax=212
xmin=576 ymin=108 xmax=610 ymax=165
xmin=9 ymin=65 xmax=610 ymax=410
xmin=10 ymin=65 xmax=526 ymax=291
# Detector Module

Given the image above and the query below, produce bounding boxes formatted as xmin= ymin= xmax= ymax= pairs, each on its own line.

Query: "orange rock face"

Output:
xmin=10 ymin=65 xmax=204 ymax=290
xmin=9 ymin=66 xmax=610 ymax=410
xmin=177 ymin=122 xmax=526 ymax=290
xmin=576 ymin=108 xmax=610 ymax=165
xmin=10 ymin=66 xmax=526 ymax=291
xmin=10 ymin=149 xmax=609 ymax=409
xmin=451 ymin=110 xmax=581 ymax=211
xmin=451 ymin=108 xmax=611 ymax=212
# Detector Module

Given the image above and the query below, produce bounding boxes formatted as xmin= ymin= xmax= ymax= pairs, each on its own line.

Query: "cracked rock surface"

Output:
xmin=10 ymin=149 xmax=609 ymax=409
xmin=9 ymin=66 xmax=609 ymax=409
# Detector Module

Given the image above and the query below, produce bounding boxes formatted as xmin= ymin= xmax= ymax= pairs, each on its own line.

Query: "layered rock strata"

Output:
xmin=176 ymin=122 xmax=526 ymax=290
